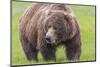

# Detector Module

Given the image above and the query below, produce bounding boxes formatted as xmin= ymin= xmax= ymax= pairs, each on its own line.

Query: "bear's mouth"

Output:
xmin=46 ymin=39 xmax=56 ymax=44
xmin=46 ymin=39 xmax=61 ymax=45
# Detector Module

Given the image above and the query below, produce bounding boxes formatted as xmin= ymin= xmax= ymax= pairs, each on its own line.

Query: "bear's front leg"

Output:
xmin=37 ymin=27 xmax=56 ymax=61
xmin=65 ymin=44 xmax=81 ymax=61
xmin=40 ymin=45 xmax=56 ymax=61
xmin=37 ymin=34 xmax=56 ymax=61
xmin=20 ymin=38 xmax=38 ymax=62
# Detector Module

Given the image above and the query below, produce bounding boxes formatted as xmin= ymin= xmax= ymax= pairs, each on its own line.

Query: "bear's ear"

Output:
xmin=45 ymin=9 xmax=51 ymax=16
xmin=64 ymin=12 xmax=75 ymax=22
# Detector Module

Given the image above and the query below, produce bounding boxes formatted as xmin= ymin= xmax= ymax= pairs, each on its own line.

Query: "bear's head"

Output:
xmin=43 ymin=11 xmax=74 ymax=45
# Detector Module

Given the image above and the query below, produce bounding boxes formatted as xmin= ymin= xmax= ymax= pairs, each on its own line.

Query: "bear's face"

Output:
xmin=45 ymin=26 xmax=58 ymax=45
xmin=44 ymin=13 xmax=67 ymax=45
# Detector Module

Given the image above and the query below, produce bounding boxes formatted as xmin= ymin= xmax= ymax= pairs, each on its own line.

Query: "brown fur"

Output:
xmin=19 ymin=3 xmax=81 ymax=61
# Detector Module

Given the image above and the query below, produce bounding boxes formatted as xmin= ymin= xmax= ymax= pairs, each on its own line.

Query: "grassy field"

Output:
xmin=12 ymin=1 xmax=96 ymax=66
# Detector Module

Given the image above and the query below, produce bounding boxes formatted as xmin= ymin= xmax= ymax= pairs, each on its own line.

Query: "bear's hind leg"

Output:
xmin=65 ymin=34 xmax=81 ymax=61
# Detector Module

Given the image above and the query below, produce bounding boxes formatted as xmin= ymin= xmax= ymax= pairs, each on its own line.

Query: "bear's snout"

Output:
xmin=45 ymin=27 xmax=57 ymax=44
xmin=45 ymin=36 xmax=52 ymax=43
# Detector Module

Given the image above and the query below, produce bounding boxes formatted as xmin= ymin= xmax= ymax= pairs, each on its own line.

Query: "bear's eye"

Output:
xmin=54 ymin=27 xmax=57 ymax=30
xmin=48 ymin=25 xmax=51 ymax=28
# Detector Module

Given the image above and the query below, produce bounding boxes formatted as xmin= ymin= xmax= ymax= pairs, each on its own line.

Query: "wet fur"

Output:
xmin=19 ymin=3 xmax=81 ymax=61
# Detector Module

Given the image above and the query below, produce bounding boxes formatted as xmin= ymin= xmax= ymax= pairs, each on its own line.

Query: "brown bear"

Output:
xmin=19 ymin=3 xmax=81 ymax=62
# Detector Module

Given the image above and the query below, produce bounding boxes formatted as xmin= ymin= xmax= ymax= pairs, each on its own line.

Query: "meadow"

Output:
xmin=12 ymin=1 xmax=96 ymax=66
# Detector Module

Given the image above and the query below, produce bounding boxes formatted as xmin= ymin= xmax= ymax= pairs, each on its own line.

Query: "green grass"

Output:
xmin=12 ymin=1 xmax=96 ymax=66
